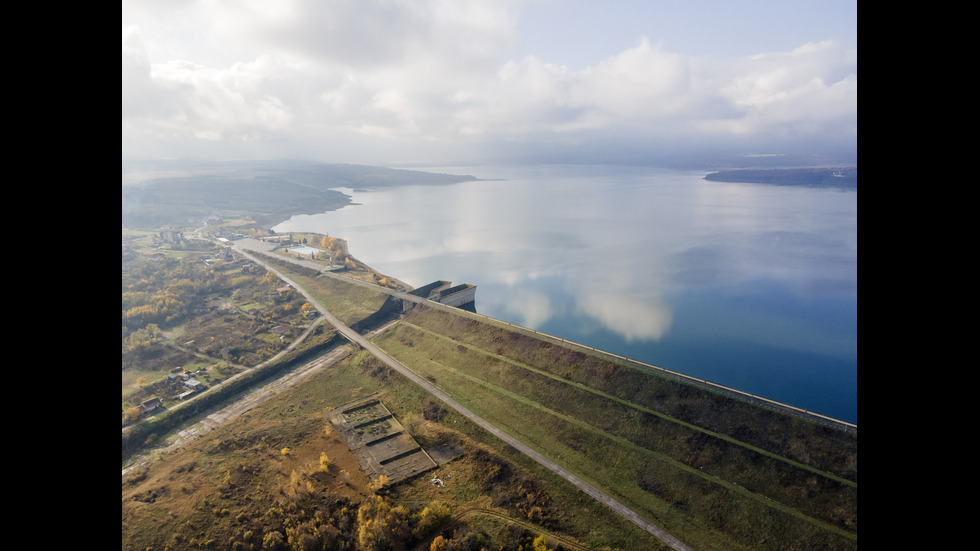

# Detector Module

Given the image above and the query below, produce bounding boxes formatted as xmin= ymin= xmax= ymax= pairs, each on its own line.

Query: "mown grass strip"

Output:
xmin=402 ymin=345 xmax=856 ymax=542
xmin=402 ymin=321 xmax=855 ymax=489
xmin=372 ymin=334 xmax=855 ymax=550
xmin=399 ymin=322 xmax=856 ymax=530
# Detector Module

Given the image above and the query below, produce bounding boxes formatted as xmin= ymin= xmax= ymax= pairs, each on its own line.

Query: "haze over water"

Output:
xmin=274 ymin=164 xmax=857 ymax=424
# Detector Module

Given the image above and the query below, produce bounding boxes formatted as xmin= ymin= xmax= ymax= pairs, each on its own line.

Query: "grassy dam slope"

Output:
xmin=371 ymin=304 xmax=857 ymax=550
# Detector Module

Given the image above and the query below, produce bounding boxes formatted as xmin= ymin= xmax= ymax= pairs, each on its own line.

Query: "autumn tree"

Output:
xmin=374 ymin=274 xmax=396 ymax=289
xmin=287 ymin=469 xmax=316 ymax=498
xmin=123 ymin=407 xmax=141 ymax=423
xmin=261 ymin=530 xmax=284 ymax=550
xmin=262 ymin=270 xmax=280 ymax=286
xmin=321 ymin=235 xmax=344 ymax=255
xmin=125 ymin=324 xmax=163 ymax=354
xmin=356 ymin=496 xmax=413 ymax=551
xmin=414 ymin=501 xmax=450 ymax=539
xmin=356 ymin=496 xmax=390 ymax=551
xmin=369 ymin=474 xmax=390 ymax=492
xmin=429 ymin=535 xmax=446 ymax=551
xmin=286 ymin=520 xmax=336 ymax=551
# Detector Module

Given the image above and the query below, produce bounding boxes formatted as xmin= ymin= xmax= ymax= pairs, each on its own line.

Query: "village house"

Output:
xmin=168 ymin=372 xmax=190 ymax=386
xmin=138 ymin=397 xmax=162 ymax=415
xmin=176 ymin=378 xmax=205 ymax=400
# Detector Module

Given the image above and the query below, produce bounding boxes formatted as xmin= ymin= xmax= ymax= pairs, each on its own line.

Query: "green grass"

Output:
xmin=399 ymin=306 xmax=857 ymax=482
xmin=253 ymin=255 xmax=391 ymax=327
xmin=122 ymin=366 xmax=170 ymax=400
xmin=236 ymin=300 xmax=264 ymax=312
xmin=405 ymin=321 xmax=855 ymax=488
xmin=370 ymin=307 xmax=857 ymax=550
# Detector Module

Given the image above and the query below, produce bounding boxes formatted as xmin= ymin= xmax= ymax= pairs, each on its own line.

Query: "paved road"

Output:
xmin=236 ymin=244 xmax=693 ymax=551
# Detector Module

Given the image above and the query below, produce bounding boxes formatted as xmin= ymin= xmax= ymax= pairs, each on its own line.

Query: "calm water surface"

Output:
xmin=273 ymin=165 xmax=857 ymax=423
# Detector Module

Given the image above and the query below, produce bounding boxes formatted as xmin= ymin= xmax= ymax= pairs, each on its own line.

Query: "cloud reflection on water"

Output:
xmin=575 ymin=292 xmax=673 ymax=342
xmin=275 ymin=166 xmax=857 ymax=421
xmin=500 ymin=288 xmax=554 ymax=330
xmin=274 ymin=167 xmax=855 ymax=352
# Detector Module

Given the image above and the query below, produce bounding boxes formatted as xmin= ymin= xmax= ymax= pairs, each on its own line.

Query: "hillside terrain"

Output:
xmin=121 ymin=160 xmax=478 ymax=228
xmin=122 ymin=226 xmax=857 ymax=550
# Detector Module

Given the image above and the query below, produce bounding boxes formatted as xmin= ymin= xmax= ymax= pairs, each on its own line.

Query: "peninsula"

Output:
xmin=704 ymin=166 xmax=857 ymax=189
xmin=122 ymin=159 xmax=479 ymax=228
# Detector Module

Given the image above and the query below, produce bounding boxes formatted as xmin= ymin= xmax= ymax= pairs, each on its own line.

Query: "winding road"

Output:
xmin=234 ymin=243 xmax=693 ymax=551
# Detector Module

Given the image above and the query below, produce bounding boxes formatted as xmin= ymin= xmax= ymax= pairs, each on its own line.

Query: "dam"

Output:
xmin=409 ymin=280 xmax=477 ymax=309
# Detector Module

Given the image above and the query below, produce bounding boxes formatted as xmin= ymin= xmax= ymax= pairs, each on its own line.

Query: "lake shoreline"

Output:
xmin=704 ymin=166 xmax=857 ymax=189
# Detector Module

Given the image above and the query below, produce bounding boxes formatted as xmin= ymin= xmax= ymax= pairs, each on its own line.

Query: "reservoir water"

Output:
xmin=273 ymin=165 xmax=857 ymax=424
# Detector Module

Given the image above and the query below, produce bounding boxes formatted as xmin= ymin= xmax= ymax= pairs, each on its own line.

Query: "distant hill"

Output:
xmin=704 ymin=167 xmax=857 ymax=189
xmin=121 ymin=160 xmax=478 ymax=228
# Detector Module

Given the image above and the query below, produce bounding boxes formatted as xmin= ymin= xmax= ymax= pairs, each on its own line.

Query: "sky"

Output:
xmin=122 ymin=0 xmax=857 ymax=167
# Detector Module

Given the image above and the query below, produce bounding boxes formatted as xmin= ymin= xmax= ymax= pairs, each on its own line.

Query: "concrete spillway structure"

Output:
xmin=432 ymin=283 xmax=476 ymax=308
xmin=408 ymin=280 xmax=452 ymax=299
xmin=410 ymin=280 xmax=476 ymax=309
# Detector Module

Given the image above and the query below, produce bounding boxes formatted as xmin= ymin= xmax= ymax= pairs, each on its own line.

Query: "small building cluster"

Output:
xmin=213 ymin=247 xmax=244 ymax=262
xmin=159 ymin=227 xmax=184 ymax=244
xmin=168 ymin=371 xmax=207 ymax=400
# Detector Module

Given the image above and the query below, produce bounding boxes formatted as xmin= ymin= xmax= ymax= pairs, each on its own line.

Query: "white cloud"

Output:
xmin=572 ymin=39 xmax=695 ymax=121
xmin=714 ymin=40 xmax=857 ymax=138
xmin=122 ymin=1 xmax=856 ymax=163
xmin=121 ymin=27 xmax=189 ymax=119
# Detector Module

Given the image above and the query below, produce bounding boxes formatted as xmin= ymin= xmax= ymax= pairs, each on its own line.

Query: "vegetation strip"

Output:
xmin=451 ymin=508 xmax=595 ymax=551
xmin=421 ymin=297 xmax=855 ymax=432
xmin=402 ymin=321 xmax=856 ymax=489
xmin=406 ymin=349 xmax=856 ymax=541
